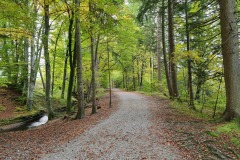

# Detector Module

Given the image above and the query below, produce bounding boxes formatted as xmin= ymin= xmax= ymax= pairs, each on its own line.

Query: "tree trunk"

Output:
xmin=140 ymin=62 xmax=144 ymax=87
xmin=66 ymin=11 xmax=75 ymax=114
xmin=22 ymin=39 xmax=28 ymax=96
xmin=185 ymin=0 xmax=194 ymax=108
xmin=90 ymin=35 xmax=97 ymax=113
xmin=168 ymin=0 xmax=179 ymax=98
xmin=39 ymin=66 xmax=46 ymax=90
xmin=75 ymin=0 xmax=85 ymax=119
xmin=132 ymin=55 xmax=136 ymax=91
xmin=157 ymin=11 xmax=162 ymax=92
xmin=27 ymin=6 xmax=43 ymax=109
xmin=27 ymin=38 xmax=36 ymax=110
xmin=43 ymin=0 xmax=54 ymax=119
xmin=219 ymin=0 xmax=240 ymax=120
xmin=162 ymin=0 xmax=173 ymax=97
xmin=89 ymin=0 xmax=97 ymax=114
xmin=13 ymin=40 xmax=19 ymax=85
xmin=107 ymin=36 xmax=112 ymax=107
xmin=61 ymin=49 xmax=68 ymax=99
xmin=52 ymin=22 xmax=63 ymax=96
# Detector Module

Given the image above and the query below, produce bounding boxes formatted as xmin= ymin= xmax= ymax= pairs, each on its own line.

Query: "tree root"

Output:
xmin=226 ymin=147 xmax=240 ymax=159
xmin=207 ymin=144 xmax=233 ymax=160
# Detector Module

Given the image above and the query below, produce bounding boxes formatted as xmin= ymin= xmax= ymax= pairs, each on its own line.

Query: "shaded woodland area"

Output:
xmin=0 ymin=0 xmax=240 ymax=131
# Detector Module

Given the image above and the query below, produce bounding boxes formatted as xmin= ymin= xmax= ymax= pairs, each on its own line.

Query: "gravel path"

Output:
xmin=42 ymin=90 xmax=182 ymax=160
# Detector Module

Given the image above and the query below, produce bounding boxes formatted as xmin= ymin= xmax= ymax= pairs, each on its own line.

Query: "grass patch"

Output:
xmin=170 ymin=100 xmax=212 ymax=120
xmin=216 ymin=120 xmax=240 ymax=134
xmin=208 ymin=119 xmax=240 ymax=148
xmin=0 ymin=105 xmax=6 ymax=111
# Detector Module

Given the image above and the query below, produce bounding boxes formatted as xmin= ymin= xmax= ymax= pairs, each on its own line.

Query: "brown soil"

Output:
xmin=0 ymin=87 xmax=23 ymax=119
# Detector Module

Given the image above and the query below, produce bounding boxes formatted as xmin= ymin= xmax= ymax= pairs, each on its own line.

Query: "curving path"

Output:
xmin=42 ymin=89 xmax=182 ymax=160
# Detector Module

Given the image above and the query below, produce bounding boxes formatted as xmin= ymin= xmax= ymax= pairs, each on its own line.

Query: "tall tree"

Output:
xmin=156 ymin=10 xmax=162 ymax=91
xmin=89 ymin=0 xmax=97 ymax=114
xmin=66 ymin=7 xmax=75 ymax=114
xmin=75 ymin=0 xmax=84 ymax=119
xmin=162 ymin=0 xmax=173 ymax=97
xmin=168 ymin=0 xmax=178 ymax=98
xmin=43 ymin=0 xmax=54 ymax=119
xmin=185 ymin=0 xmax=194 ymax=108
xmin=218 ymin=0 xmax=240 ymax=120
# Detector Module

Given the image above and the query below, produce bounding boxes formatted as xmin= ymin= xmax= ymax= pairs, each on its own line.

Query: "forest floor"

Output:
xmin=0 ymin=88 xmax=239 ymax=159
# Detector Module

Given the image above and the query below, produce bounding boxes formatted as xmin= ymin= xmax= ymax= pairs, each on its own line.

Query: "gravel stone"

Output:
xmin=42 ymin=90 xmax=182 ymax=160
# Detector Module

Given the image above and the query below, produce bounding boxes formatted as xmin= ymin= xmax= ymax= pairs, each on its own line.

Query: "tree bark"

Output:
xmin=107 ymin=36 xmax=112 ymax=107
xmin=51 ymin=22 xmax=63 ymax=95
xmin=43 ymin=0 xmax=54 ymax=119
xmin=75 ymin=0 xmax=85 ymax=119
xmin=168 ymin=0 xmax=179 ymax=98
xmin=157 ymin=11 xmax=162 ymax=92
xmin=66 ymin=10 xmax=75 ymax=114
xmin=61 ymin=49 xmax=68 ymax=99
xmin=219 ymin=0 xmax=240 ymax=120
xmin=185 ymin=0 xmax=194 ymax=108
xmin=162 ymin=0 xmax=173 ymax=97
xmin=89 ymin=0 xmax=97 ymax=114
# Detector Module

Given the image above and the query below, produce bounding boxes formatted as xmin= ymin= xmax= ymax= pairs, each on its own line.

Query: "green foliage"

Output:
xmin=15 ymin=106 xmax=25 ymax=112
xmin=0 ymin=77 xmax=8 ymax=87
xmin=216 ymin=120 xmax=240 ymax=134
xmin=0 ymin=105 xmax=6 ymax=111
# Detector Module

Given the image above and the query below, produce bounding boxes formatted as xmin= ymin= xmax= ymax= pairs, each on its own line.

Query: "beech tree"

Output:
xmin=218 ymin=0 xmax=240 ymax=120
xmin=75 ymin=0 xmax=84 ymax=119
xmin=43 ymin=0 xmax=54 ymax=119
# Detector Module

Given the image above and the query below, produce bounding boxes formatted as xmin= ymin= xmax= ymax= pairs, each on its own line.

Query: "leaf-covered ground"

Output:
xmin=0 ymin=89 xmax=239 ymax=159
xmin=149 ymin=96 xmax=240 ymax=159
xmin=0 ymin=91 xmax=119 ymax=159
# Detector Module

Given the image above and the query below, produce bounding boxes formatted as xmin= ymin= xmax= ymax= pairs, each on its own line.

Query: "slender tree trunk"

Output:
xmin=90 ymin=36 xmax=97 ymax=113
xmin=168 ymin=0 xmax=178 ymax=98
xmin=13 ymin=40 xmax=19 ymax=85
xmin=43 ymin=0 xmax=54 ymax=119
xmin=89 ymin=0 xmax=97 ymax=114
xmin=157 ymin=11 xmax=162 ymax=92
xmin=52 ymin=22 xmax=63 ymax=96
xmin=140 ymin=62 xmax=144 ymax=87
xmin=39 ymin=67 xmax=46 ymax=90
xmin=185 ymin=0 xmax=194 ymax=108
xmin=61 ymin=48 xmax=68 ymax=99
xmin=75 ymin=0 xmax=85 ymax=119
xmin=219 ymin=0 xmax=240 ymax=120
xmin=66 ymin=11 xmax=75 ymax=114
xmin=27 ymin=37 xmax=36 ymax=110
xmin=22 ymin=39 xmax=29 ymax=98
xmin=27 ymin=6 xmax=42 ymax=109
xmin=107 ymin=36 xmax=112 ymax=107
xmin=95 ymin=34 xmax=101 ymax=88
xmin=162 ymin=0 xmax=173 ymax=97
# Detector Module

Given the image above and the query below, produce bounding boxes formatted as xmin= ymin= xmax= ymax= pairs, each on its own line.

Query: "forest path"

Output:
xmin=42 ymin=89 xmax=182 ymax=160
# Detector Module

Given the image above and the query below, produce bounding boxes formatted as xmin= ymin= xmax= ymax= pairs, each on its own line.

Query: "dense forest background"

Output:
xmin=0 ymin=0 xmax=240 ymax=121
